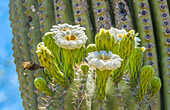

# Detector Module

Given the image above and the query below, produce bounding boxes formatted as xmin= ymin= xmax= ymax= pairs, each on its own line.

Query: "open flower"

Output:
xmin=53 ymin=28 xmax=88 ymax=50
xmin=108 ymin=27 xmax=141 ymax=46
xmin=50 ymin=23 xmax=85 ymax=33
xmin=86 ymin=50 xmax=123 ymax=71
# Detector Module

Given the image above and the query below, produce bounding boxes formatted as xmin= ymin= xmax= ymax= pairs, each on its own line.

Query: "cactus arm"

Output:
xmin=37 ymin=0 xmax=56 ymax=36
xmin=64 ymin=79 xmax=81 ymax=110
xmin=10 ymin=1 xmax=30 ymax=109
xmin=148 ymin=0 xmax=170 ymax=110
xmin=132 ymin=0 xmax=160 ymax=77
xmin=76 ymin=66 xmax=90 ymax=110
xmin=71 ymin=0 xmax=94 ymax=43
xmin=91 ymin=0 xmax=112 ymax=32
xmin=110 ymin=0 xmax=133 ymax=31
xmin=105 ymin=78 xmax=123 ymax=110
xmin=15 ymin=0 xmax=38 ymax=109
xmin=22 ymin=2 xmax=46 ymax=108
xmin=121 ymin=81 xmax=139 ymax=110
xmin=132 ymin=1 xmax=161 ymax=109
xmin=52 ymin=0 xmax=74 ymax=24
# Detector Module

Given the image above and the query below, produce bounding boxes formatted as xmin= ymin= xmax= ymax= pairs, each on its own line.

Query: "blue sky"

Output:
xmin=0 ymin=0 xmax=24 ymax=110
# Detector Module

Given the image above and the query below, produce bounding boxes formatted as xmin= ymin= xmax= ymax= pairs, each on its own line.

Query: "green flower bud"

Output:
xmin=80 ymin=64 xmax=89 ymax=75
xmin=129 ymin=47 xmax=143 ymax=88
xmin=42 ymin=69 xmax=53 ymax=84
xmin=34 ymin=77 xmax=54 ymax=96
xmin=86 ymin=44 xmax=97 ymax=57
xmin=95 ymin=28 xmax=114 ymax=52
xmin=36 ymin=42 xmax=69 ymax=87
xmin=136 ymin=65 xmax=154 ymax=102
xmin=112 ymin=30 xmax=136 ymax=84
xmin=147 ymin=77 xmax=161 ymax=97
xmin=43 ymin=32 xmax=62 ymax=69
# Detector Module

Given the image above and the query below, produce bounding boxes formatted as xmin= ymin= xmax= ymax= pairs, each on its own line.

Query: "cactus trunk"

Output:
xmin=9 ymin=0 xmax=170 ymax=110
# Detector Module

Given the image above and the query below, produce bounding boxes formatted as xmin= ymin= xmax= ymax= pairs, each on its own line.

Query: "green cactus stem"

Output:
xmin=136 ymin=65 xmax=154 ymax=102
xmin=34 ymin=77 xmax=54 ymax=96
xmin=10 ymin=0 xmax=30 ymax=109
xmin=74 ymin=46 xmax=85 ymax=65
xmin=168 ymin=0 xmax=170 ymax=11
xmin=148 ymin=0 xmax=170 ymax=109
xmin=37 ymin=0 xmax=56 ymax=36
xmin=15 ymin=0 xmax=38 ymax=109
xmin=105 ymin=78 xmax=124 ymax=110
xmin=91 ymin=0 xmax=112 ymax=31
xmin=23 ymin=1 xmax=45 ymax=108
xmin=52 ymin=0 xmax=74 ymax=24
xmin=71 ymin=0 xmax=94 ymax=43
xmin=129 ymin=47 xmax=144 ymax=89
xmin=76 ymin=65 xmax=90 ymax=110
xmin=23 ymin=0 xmax=43 ymax=78
xmin=61 ymin=48 xmax=76 ymax=80
xmin=110 ymin=0 xmax=133 ymax=31
xmin=121 ymin=80 xmax=139 ymax=110
xmin=96 ymin=69 xmax=111 ymax=100
xmin=132 ymin=0 xmax=160 ymax=77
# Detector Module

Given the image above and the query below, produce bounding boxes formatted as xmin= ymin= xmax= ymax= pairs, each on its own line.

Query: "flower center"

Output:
xmin=98 ymin=53 xmax=111 ymax=61
xmin=61 ymin=28 xmax=72 ymax=31
xmin=117 ymin=33 xmax=125 ymax=38
xmin=65 ymin=34 xmax=77 ymax=41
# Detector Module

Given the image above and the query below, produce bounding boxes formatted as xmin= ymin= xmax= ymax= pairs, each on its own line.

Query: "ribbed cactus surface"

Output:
xmin=9 ymin=0 xmax=170 ymax=110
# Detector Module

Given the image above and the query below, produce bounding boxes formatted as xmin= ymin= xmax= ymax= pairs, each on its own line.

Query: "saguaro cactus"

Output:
xmin=9 ymin=0 xmax=170 ymax=110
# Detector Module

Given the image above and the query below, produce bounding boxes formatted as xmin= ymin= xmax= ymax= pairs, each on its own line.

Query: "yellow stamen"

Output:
xmin=141 ymin=47 xmax=146 ymax=52
xmin=61 ymin=28 xmax=72 ymax=31
xmin=118 ymin=34 xmax=124 ymax=38
xmin=102 ymin=53 xmax=105 ymax=60
xmin=65 ymin=35 xmax=77 ymax=41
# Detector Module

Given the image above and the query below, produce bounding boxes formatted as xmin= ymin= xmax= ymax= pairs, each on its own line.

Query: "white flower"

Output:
xmin=134 ymin=37 xmax=141 ymax=46
xmin=108 ymin=27 xmax=141 ymax=46
xmin=50 ymin=23 xmax=85 ymax=34
xmin=86 ymin=50 xmax=123 ymax=71
xmin=54 ymin=29 xmax=88 ymax=50
xmin=108 ymin=27 xmax=126 ymax=41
